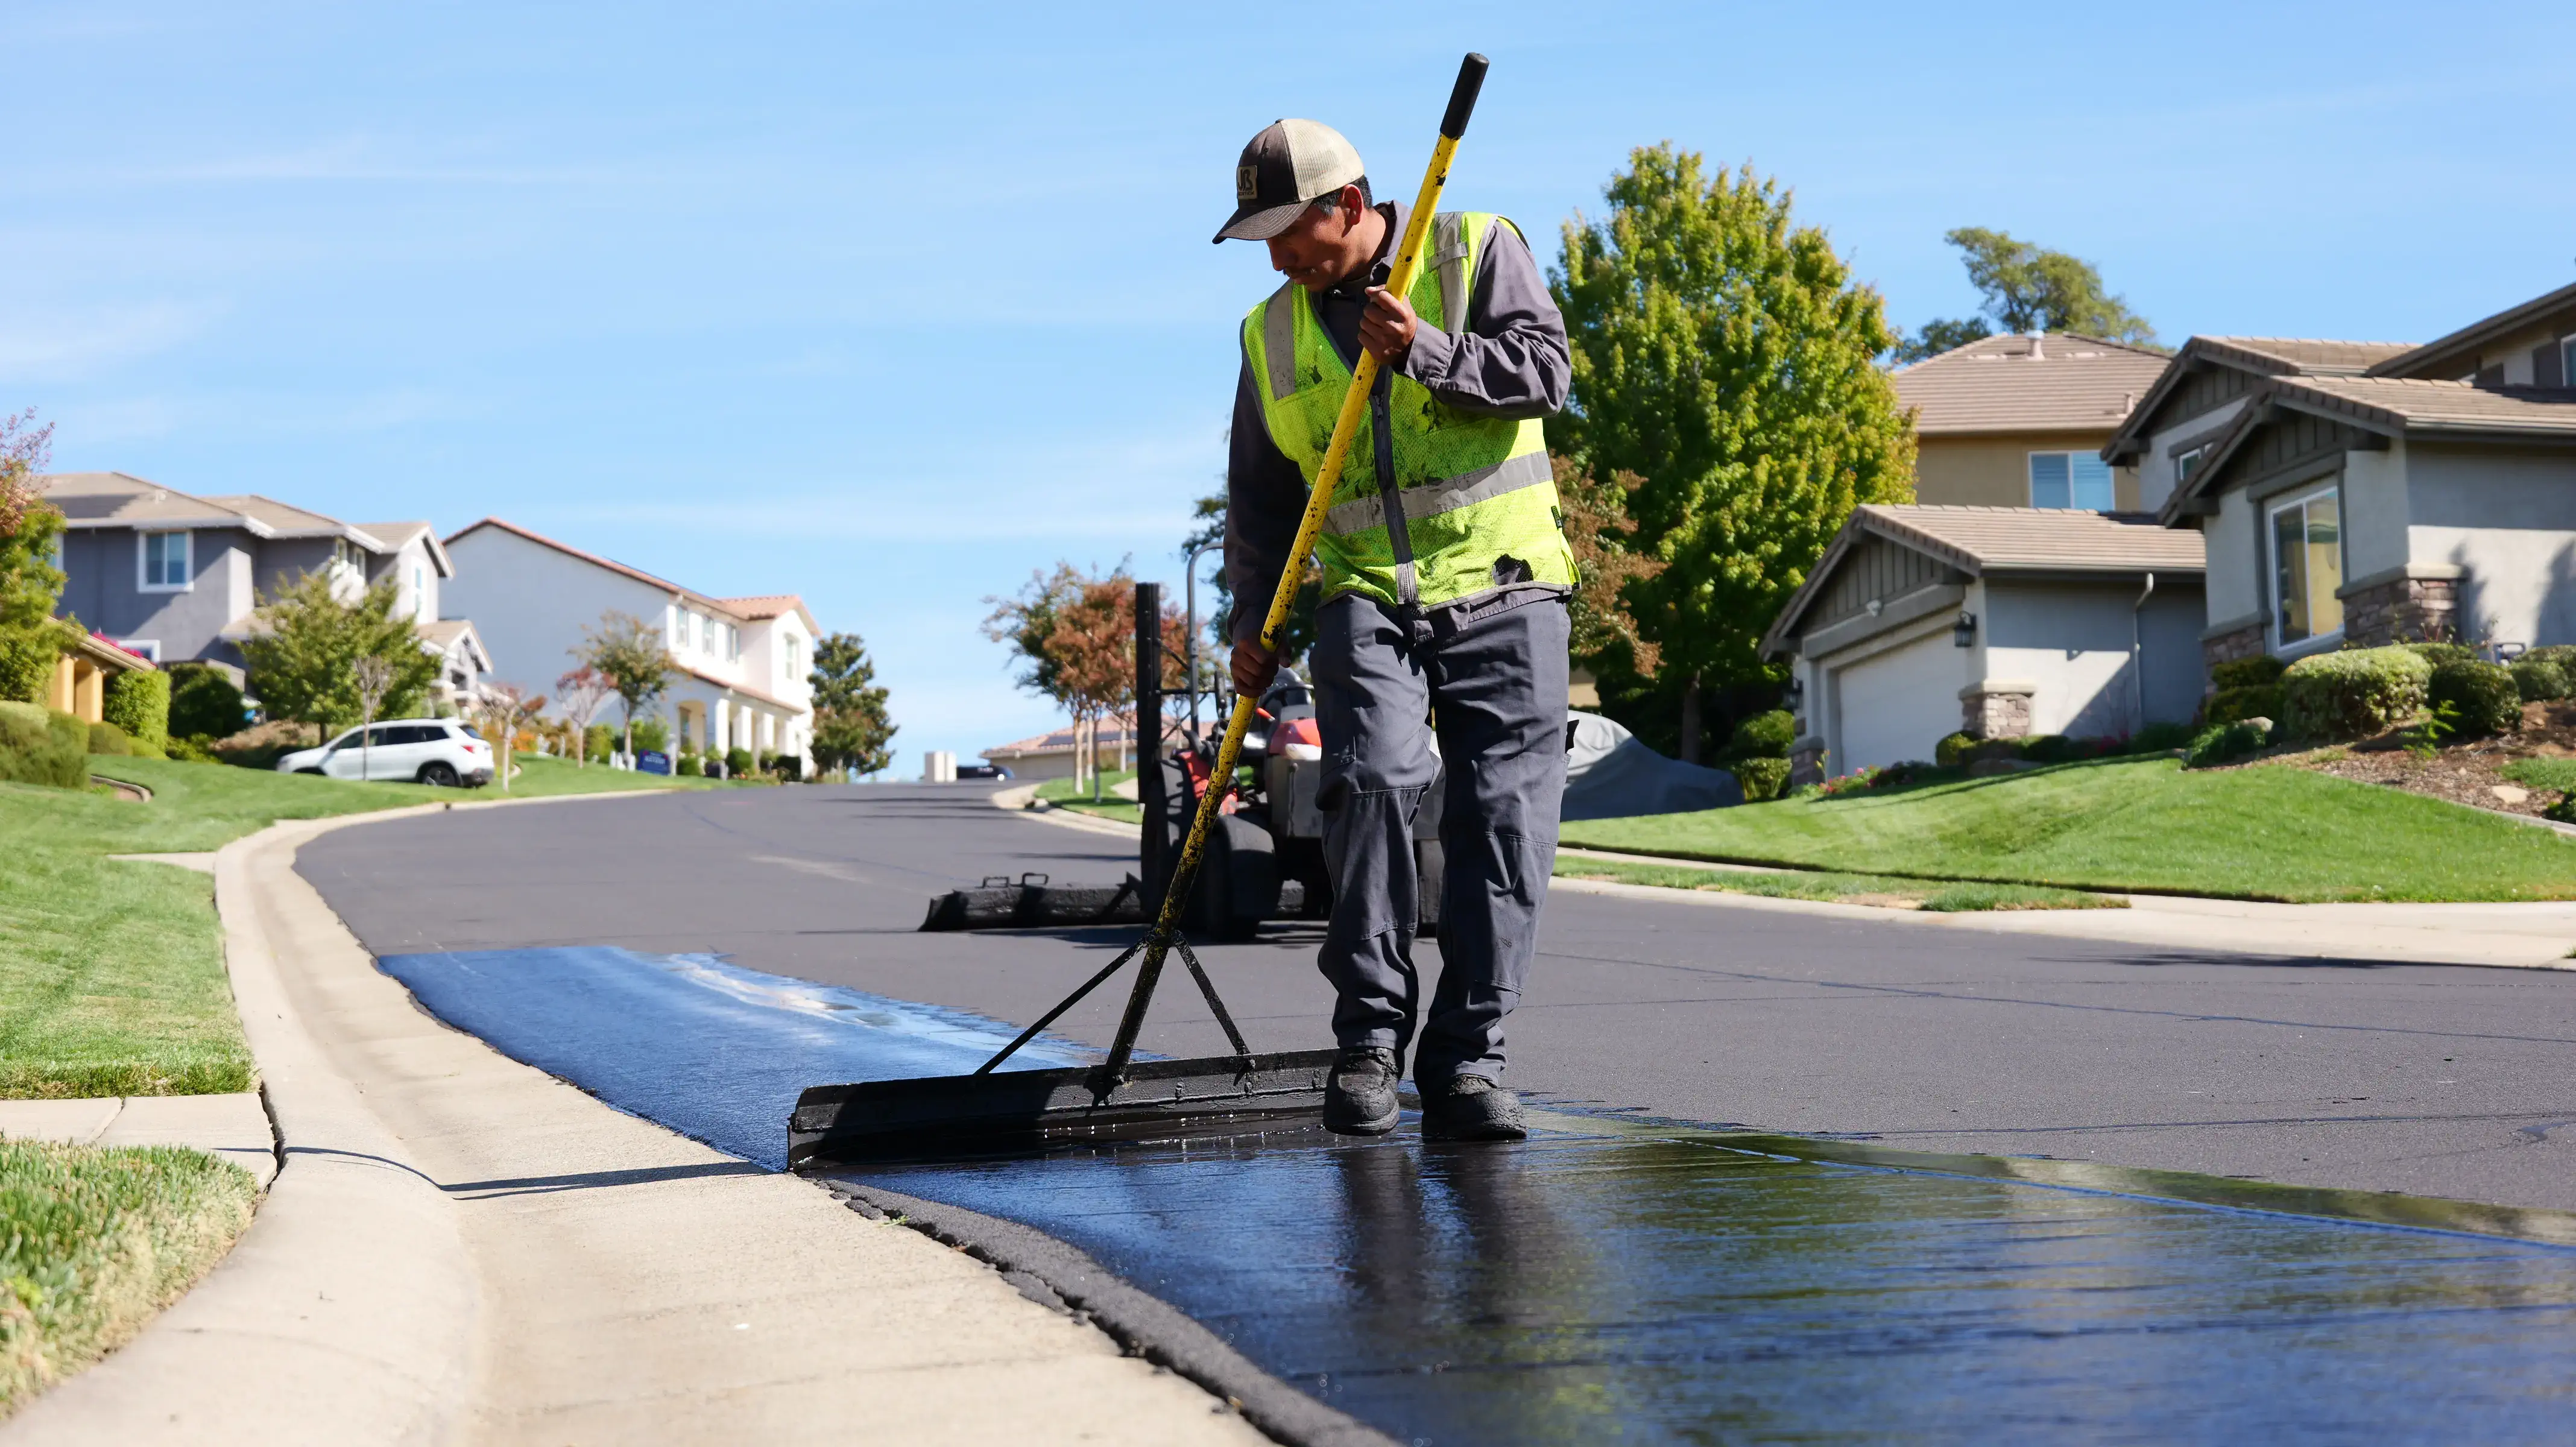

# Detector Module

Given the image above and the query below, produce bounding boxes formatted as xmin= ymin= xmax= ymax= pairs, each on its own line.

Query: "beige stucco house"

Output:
xmin=2106 ymin=283 xmax=2576 ymax=670
xmin=1892 ymin=333 xmax=2171 ymax=511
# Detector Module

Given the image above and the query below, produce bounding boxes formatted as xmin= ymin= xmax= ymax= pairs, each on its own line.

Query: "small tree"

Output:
xmin=238 ymin=572 xmax=441 ymax=736
xmin=807 ymin=632 xmax=897 ymax=780
xmin=553 ymin=665 xmax=615 ymax=767
xmin=352 ymin=655 xmax=395 ymax=779
xmin=1553 ymin=147 xmax=1915 ymax=760
xmin=575 ymin=611 xmax=675 ymax=757
xmin=1555 ymin=453 xmax=1664 ymax=683
xmin=1895 ymin=227 xmax=2157 ymax=361
xmin=987 ymin=564 xmax=1185 ymax=797
xmin=0 ymin=409 xmax=75 ymax=705
xmin=476 ymin=683 xmax=545 ymax=792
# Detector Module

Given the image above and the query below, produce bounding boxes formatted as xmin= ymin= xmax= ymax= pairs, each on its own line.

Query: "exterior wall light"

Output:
xmin=1953 ymin=611 xmax=1978 ymax=648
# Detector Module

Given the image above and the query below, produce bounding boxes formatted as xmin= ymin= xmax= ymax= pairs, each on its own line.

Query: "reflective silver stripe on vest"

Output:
xmin=1431 ymin=212 xmax=1470 ymax=333
xmin=1262 ymin=281 xmax=1299 ymax=402
xmin=1321 ymin=449 xmax=1551 ymax=538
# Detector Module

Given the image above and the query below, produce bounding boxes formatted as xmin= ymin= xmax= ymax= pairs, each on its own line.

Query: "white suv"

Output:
xmin=276 ymin=719 xmax=494 ymax=787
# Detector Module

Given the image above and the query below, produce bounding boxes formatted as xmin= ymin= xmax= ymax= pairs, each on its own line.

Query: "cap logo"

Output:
xmin=1236 ymin=165 xmax=1259 ymax=203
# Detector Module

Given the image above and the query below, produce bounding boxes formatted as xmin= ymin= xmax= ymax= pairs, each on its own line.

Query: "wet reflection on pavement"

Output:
xmin=380 ymin=947 xmax=2576 ymax=1444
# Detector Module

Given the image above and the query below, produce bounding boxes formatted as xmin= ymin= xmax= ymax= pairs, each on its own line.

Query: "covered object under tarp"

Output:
xmin=1560 ymin=711 xmax=1743 ymax=821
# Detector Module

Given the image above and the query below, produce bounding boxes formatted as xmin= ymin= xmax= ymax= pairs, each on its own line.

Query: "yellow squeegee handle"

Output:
xmin=1097 ymin=53 xmax=1490 ymax=1083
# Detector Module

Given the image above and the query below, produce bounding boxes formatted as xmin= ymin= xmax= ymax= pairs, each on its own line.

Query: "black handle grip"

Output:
xmin=1439 ymin=52 xmax=1489 ymax=139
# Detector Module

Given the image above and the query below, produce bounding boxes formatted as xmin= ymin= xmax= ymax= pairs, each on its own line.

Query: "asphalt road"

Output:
xmin=298 ymin=783 xmax=2576 ymax=1213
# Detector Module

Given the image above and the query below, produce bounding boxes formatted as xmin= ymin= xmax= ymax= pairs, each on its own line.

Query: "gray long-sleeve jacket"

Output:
xmin=1225 ymin=201 xmax=1571 ymax=646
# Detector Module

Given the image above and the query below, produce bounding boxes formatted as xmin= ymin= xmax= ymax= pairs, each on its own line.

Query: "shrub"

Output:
xmin=2511 ymin=658 xmax=2569 ymax=703
xmin=2205 ymin=684 xmax=2282 ymax=726
xmin=2522 ymin=644 xmax=2576 ymax=670
xmin=165 ymin=734 xmax=222 ymax=764
xmin=2404 ymin=641 xmax=2478 ymax=668
xmin=1733 ymin=756 xmax=1790 ymax=802
xmin=0 ymin=701 xmax=89 ymax=788
xmin=583 ymin=724 xmax=615 ymax=761
xmin=2130 ymin=721 xmax=2197 ymax=753
xmin=725 ymin=746 xmax=755 ymax=777
xmin=166 ymin=664 xmax=248 ymax=740
xmin=2209 ymin=655 xmax=2287 ymax=691
xmin=2016 ymin=734 xmax=2073 ymax=763
xmin=2428 ymin=658 xmax=2521 ymax=737
xmin=677 ymin=753 xmax=702 ymax=777
xmin=86 ymin=720 xmax=131 ymax=755
xmin=772 ymin=753 xmax=803 ymax=783
xmin=628 ymin=717 xmax=669 ymax=754
xmin=100 ymin=668 xmax=170 ymax=748
xmin=1728 ymin=709 xmax=1796 ymax=760
xmin=2280 ymin=646 xmax=2431 ymax=742
xmin=1934 ymin=732 xmax=1975 ymax=768
xmin=2184 ymin=719 xmax=2271 ymax=769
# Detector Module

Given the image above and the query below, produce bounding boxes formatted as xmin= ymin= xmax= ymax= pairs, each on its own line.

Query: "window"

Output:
xmin=2268 ymin=485 xmax=2344 ymax=646
xmin=139 ymin=531 xmax=192 ymax=590
xmin=724 ymin=622 xmax=739 ymax=662
xmin=2028 ymin=452 xmax=2115 ymax=511
xmin=2174 ymin=445 xmax=2208 ymax=484
xmin=2562 ymin=336 xmax=2575 ymax=386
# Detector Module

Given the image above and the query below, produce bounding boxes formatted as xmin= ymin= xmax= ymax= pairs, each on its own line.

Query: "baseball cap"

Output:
xmin=1212 ymin=119 xmax=1366 ymax=244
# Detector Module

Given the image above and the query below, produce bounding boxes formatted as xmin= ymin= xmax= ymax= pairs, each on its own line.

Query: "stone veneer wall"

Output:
xmin=2201 ymin=622 xmax=2267 ymax=680
xmin=2340 ymin=575 xmax=2458 ymax=647
xmin=1960 ymin=687 xmax=2033 ymax=740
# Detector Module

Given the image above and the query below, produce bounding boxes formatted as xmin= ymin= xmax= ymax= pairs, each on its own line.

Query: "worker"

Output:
xmin=1215 ymin=118 xmax=1574 ymax=1142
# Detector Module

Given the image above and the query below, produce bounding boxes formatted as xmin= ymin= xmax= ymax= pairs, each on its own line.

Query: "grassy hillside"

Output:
xmin=1562 ymin=756 xmax=2576 ymax=903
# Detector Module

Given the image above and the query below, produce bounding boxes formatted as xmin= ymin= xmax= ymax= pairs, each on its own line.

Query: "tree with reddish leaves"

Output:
xmin=987 ymin=563 xmax=1184 ymax=800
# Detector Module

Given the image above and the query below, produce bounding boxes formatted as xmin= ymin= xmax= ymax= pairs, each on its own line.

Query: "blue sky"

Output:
xmin=9 ymin=2 xmax=2572 ymax=767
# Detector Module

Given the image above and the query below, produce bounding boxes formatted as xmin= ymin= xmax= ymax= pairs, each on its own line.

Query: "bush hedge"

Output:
xmin=165 ymin=665 xmax=247 ymax=742
xmin=86 ymin=720 xmax=131 ymax=755
xmin=2281 ymin=646 xmax=2431 ymax=742
xmin=2205 ymin=684 xmax=2283 ymax=726
xmin=99 ymin=669 xmax=170 ymax=749
xmin=628 ymin=717 xmax=669 ymax=754
xmin=2185 ymin=719 xmax=2271 ymax=769
xmin=2429 ymin=659 xmax=2522 ymax=737
xmin=1732 ymin=757 xmax=1790 ymax=802
xmin=2403 ymin=641 xmax=2479 ymax=668
xmin=1728 ymin=710 xmax=1796 ymax=760
xmin=676 ymin=752 xmax=702 ymax=777
xmin=1934 ymin=732 xmax=1975 ymax=768
xmin=0 ymin=701 xmax=89 ymax=789
xmin=2210 ymin=655 xmax=2287 ymax=691
xmin=2513 ymin=657 xmax=2571 ymax=703
xmin=2132 ymin=720 xmax=2199 ymax=753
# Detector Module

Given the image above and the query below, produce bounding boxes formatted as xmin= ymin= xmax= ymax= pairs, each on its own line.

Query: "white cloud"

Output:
xmin=0 ymin=300 xmax=223 ymax=383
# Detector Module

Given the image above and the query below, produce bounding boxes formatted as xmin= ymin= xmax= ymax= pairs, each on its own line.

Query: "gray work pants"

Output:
xmin=1310 ymin=591 xmax=1568 ymax=1086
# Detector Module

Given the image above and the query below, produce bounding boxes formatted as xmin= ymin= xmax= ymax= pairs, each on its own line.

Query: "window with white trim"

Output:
xmin=2268 ymin=485 xmax=2344 ymax=647
xmin=140 ymin=531 xmax=192 ymax=591
xmin=2174 ymin=445 xmax=2208 ymax=484
xmin=2028 ymin=452 xmax=2115 ymax=511
xmin=724 ymin=622 xmax=739 ymax=662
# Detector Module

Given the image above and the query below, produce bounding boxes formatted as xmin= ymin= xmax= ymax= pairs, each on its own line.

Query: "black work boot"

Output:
xmin=1324 ymin=1046 xmax=1401 ymax=1136
xmin=1420 ymin=1074 xmax=1526 ymax=1142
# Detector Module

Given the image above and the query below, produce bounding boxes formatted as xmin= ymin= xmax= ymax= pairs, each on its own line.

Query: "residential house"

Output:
xmin=39 ymin=472 xmax=485 ymax=710
xmin=1763 ymin=506 xmax=2206 ymax=775
xmin=2109 ymin=282 xmax=2576 ymax=670
xmin=982 ymin=713 xmax=1172 ymax=783
xmin=441 ymin=519 xmax=816 ymax=766
xmin=1891 ymin=333 xmax=2172 ymax=511
xmin=45 ymin=633 xmax=158 ymax=725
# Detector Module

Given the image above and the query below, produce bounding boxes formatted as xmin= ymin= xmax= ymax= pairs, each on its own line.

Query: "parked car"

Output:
xmin=956 ymin=763 xmax=1012 ymax=780
xmin=276 ymin=719 xmax=494 ymax=786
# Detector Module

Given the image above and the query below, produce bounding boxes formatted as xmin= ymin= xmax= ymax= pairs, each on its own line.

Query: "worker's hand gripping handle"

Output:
xmin=1440 ymin=53 xmax=1488 ymax=139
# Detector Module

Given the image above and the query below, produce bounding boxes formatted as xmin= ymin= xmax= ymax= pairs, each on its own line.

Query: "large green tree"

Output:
xmin=0 ymin=410 xmax=75 ymax=704
xmin=1895 ymin=227 xmax=2156 ymax=361
xmin=1553 ymin=147 xmax=1915 ymax=760
xmin=807 ymin=631 xmax=897 ymax=780
xmin=574 ymin=610 xmax=675 ymax=755
xmin=237 ymin=572 xmax=442 ymax=733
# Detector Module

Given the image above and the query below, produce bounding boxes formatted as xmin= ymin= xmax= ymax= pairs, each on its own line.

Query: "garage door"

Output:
xmin=1831 ymin=631 xmax=1966 ymax=773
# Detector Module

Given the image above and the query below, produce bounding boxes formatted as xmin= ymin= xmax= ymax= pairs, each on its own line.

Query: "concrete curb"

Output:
xmin=822 ymin=1181 xmax=1397 ymax=1447
xmin=4 ymin=809 xmax=488 ymax=1446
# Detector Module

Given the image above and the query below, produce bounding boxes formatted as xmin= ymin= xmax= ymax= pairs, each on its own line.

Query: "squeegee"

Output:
xmin=791 ymin=52 xmax=1493 ymax=1168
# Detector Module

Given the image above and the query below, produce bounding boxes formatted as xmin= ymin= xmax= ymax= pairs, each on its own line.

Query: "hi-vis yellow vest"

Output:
xmin=1241 ymin=210 xmax=1576 ymax=613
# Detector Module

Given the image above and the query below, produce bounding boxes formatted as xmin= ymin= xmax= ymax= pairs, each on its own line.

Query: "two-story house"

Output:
xmin=1891 ymin=332 xmax=2173 ymax=511
xmin=40 ymin=472 xmax=488 ymax=713
xmin=2105 ymin=283 xmax=2576 ymax=672
xmin=442 ymin=519 xmax=816 ymax=766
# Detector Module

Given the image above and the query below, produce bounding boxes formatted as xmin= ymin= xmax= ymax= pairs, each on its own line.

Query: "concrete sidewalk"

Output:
xmin=1555 ymin=847 xmax=2576 ymax=970
xmin=0 ymin=1093 xmax=278 ymax=1190
xmin=5 ymin=802 xmax=1266 ymax=1446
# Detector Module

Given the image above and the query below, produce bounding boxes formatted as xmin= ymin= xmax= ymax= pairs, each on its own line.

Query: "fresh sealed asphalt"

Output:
xmin=300 ymin=781 xmax=2576 ymax=1214
xmin=292 ymin=783 xmax=2576 ymax=1444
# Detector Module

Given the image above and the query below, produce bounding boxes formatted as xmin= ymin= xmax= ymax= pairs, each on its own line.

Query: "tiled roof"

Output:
xmin=715 ymin=594 xmax=820 ymax=631
xmin=2268 ymin=374 xmax=2576 ymax=435
xmin=415 ymin=618 xmax=489 ymax=670
xmin=2368 ymin=279 xmax=2576 ymax=380
xmin=1891 ymin=332 xmax=2170 ymax=436
xmin=205 ymin=494 xmax=380 ymax=544
xmin=2191 ymin=337 xmax=2414 ymax=376
xmin=985 ymin=712 xmax=1183 ymax=758
xmin=359 ymin=521 xmax=455 ymax=578
xmin=42 ymin=472 xmax=277 ymax=530
xmin=1855 ymin=505 xmax=2207 ymax=573
xmin=675 ymin=664 xmax=804 ymax=714
xmin=444 ymin=517 xmax=750 ymax=619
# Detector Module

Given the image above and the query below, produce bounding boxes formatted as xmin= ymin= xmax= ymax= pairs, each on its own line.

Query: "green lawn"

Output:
xmin=3 ymin=753 xmax=719 ymax=1098
xmin=1561 ymin=755 xmax=2576 ymax=903
xmin=0 ymin=1140 xmax=256 ymax=1416
xmin=1037 ymin=768 xmax=1143 ymax=826
xmin=2499 ymin=758 xmax=2576 ymax=793
xmin=1557 ymin=857 xmax=2125 ymax=912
